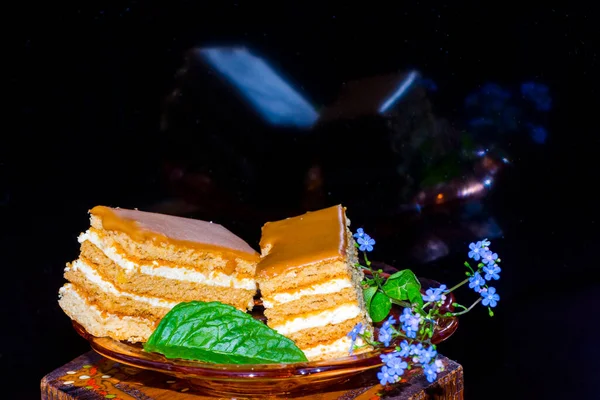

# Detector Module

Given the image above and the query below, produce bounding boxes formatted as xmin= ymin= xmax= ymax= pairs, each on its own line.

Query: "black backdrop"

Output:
xmin=3 ymin=1 xmax=598 ymax=398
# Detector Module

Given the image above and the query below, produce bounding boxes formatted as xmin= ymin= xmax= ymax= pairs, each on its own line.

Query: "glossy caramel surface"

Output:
xmin=91 ymin=206 xmax=259 ymax=261
xmin=257 ymin=205 xmax=347 ymax=277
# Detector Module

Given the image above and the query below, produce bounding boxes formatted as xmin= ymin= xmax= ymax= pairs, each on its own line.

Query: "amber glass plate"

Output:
xmin=73 ymin=279 xmax=458 ymax=396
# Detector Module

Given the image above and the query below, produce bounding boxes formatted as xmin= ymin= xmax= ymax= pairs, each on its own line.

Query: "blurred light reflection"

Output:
xmin=197 ymin=47 xmax=318 ymax=128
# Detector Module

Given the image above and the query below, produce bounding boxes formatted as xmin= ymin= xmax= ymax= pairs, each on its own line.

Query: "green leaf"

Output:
xmin=382 ymin=270 xmax=423 ymax=307
xmin=369 ymin=291 xmax=392 ymax=323
xmin=144 ymin=301 xmax=307 ymax=364
xmin=363 ymin=286 xmax=378 ymax=309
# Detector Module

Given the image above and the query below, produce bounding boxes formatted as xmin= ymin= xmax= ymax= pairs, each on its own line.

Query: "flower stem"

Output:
xmin=390 ymin=299 xmax=412 ymax=308
xmin=446 ymin=277 xmax=470 ymax=294
xmin=449 ymin=298 xmax=482 ymax=316
xmin=363 ymin=251 xmax=372 ymax=267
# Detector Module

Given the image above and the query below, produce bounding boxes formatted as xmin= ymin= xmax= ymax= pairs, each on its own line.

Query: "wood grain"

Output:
xmin=41 ymin=352 xmax=463 ymax=400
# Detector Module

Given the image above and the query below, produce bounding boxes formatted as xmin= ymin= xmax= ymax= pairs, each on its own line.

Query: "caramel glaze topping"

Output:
xmin=257 ymin=205 xmax=347 ymax=278
xmin=90 ymin=206 xmax=259 ymax=263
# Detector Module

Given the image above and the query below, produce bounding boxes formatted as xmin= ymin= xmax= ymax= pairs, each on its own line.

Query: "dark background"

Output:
xmin=3 ymin=1 xmax=599 ymax=398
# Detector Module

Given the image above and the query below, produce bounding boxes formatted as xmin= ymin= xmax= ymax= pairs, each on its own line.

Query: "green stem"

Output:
xmin=452 ymin=303 xmax=468 ymax=312
xmin=390 ymin=299 xmax=412 ymax=308
xmin=446 ymin=277 xmax=470 ymax=294
xmin=449 ymin=298 xmax=482 ymax=316
xmin=363 ymin=251 xmax=372 ymax=267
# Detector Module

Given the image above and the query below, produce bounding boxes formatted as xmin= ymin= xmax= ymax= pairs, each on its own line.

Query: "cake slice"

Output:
xmin=256 ymin=205 xmax=373 ymax=361
xmin=58 ymin=206 xmax=259 ymax=342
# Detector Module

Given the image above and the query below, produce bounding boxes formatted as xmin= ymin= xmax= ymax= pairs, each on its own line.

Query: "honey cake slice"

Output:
xmin=256 ymin=205 xmax=373 ymax=361
xmin=58 ymin=206 xmax=260 ymax=342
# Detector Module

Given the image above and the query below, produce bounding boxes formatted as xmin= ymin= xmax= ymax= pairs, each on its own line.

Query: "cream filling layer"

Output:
xmin=302 ymin=336 xmax=364 ymax=360
xmin=68 ymin=259 xmax=178 ymax=309
xmin=271 ymin=303 xmax=361 ymax=335
xmin=79 ymin=230 xmax=257 ymax=290
xmin=262 ymin=278 xmax=353 ymax=308
xmin=59 ymin=284 xmax=153 ymax=325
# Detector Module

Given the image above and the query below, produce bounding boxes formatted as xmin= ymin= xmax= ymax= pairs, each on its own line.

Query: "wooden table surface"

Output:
xmin=41 ymin=351 xmax=464 ymax=400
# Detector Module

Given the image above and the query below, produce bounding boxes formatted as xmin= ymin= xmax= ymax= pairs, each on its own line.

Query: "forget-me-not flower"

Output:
xmin=481 ymin=251 xmax=498 ymax=265
xmin=419 ymin=345 xmax=438 ymax=364
xmin=378 ymin=326 xmax=393 ymax=347
xmin=357 ymin=234 xmax=376 ymax=252
xmin=423 ymin=285 xmax=447 ymax=303
xmin=388 ymin=357 xmax=408 ymax=376
xmin=347 ymin=322 xmax=364 ymax=354
xmin=353 ymin=228 xmax=365 ymax=239
xmin=377 ymin=365 xmax=398 ymax=385
xmin=468 ymin=241 xmax=484 ymax=261
xmin=422 ymin=362 xmax=439 ymax=383
xmin=398 ymin=340 xmax=411 ymax=357
xmin=469 ymin=272 xmax=486 ymax=292
xmin=483 ymin=264 xmax=501 ymax=281
xmin=481 ymin=287 xmax=500 ymax=307
xmin=400 ymin=308 xmax=422 ymax=339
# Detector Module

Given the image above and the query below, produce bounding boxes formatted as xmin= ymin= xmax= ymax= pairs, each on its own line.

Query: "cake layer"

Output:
xmin=261 ymin=278 xmax=354 ymax=308
xmin=64 ymin=259 xmax=176 ymax=321
xmin=258 ymin=260 xmax=351 ymax=295
xmin=286 ymin=316 xmax=366 ymax=349
xmin=264 ymin=289 xmax=358 ymax=323
xmin=257 ymin=205 xmax=347 ymax=278
xmin=80 ymin=230 xmax=257 ymax=289
xmin=303 ymin=336 xmax=367 ymax=361
xmin=58 ymin=284 xmax=155 ymax=342
xmin=79 ymin=241 xmax=255 ymax=310
xmin=270 ymin=303 xmax=361 ymax=335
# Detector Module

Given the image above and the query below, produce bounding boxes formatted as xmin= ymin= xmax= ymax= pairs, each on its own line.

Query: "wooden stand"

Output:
xmin=42 ymin=351 xmax=463 ymax=400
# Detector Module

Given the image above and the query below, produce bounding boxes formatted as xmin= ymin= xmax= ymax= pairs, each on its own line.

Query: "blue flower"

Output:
xmin=353 ymin=228 xmax=365 ymax=239
xmin=382 ymin=315 xmax=397 ymax=330
xmin=481 ymin=239 xmax=491 ymax=248
xmin=481 ymin=251 xmax=498 ymax=265
xmin=348 ymin=323 xmax=364 ymax=341
xmin=380 ymin=352 xmax=396 ymax=365
xmin=378 ymin=352 xmax=406 ymax=384
xmin=482 ymin=264 xmax=501 ymax=281
xmin=468 ymin=272 xmax=486 ymax=292
xmin=409 ymin=343 xmax=423 ymax=357
xmin=468 ymin=241 xmax=484 ymax=261
xmin=481 ymin=287 xmax=500 ymax=307
xmin=419 ymin=345 xmax=437 ymax=364
xmin=399 ymin=308 xmax=422 ymax=339
xmin=378 ymin=326 xmax=393 ymax=347
xmin=388 ymin=357 xmax=408 ymax=376
xmin=399 ymin=308 xmax=413 ymax=324
xmin=422 ymin=288 xmax=440 ymax=302
xmin=377 ymin=365 xmax=398 ymax=385
xmin=434 ymin=284 xmax=447 ymax=297
xmin=423 ymin=285 xmax=446 ymax=303
xmin=379 ymin=316 xmax=397 ymax=346
xmin=422 ymin=362 xmax=439 ymax=383
xmin=347 ymin=322 xmax=364 ymax=354
xmin=357 ymin=234 xmax=376 ymax=252
xmin=397 ymin=340 xmax=411 ymax=357
xmin=404 ymin=325 xmax=418 ymax=338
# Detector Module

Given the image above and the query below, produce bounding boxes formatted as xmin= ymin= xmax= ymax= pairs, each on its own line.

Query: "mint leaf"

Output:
xmin=382 ymin=270 xmax=423 ymax=307
xmin=369 ymin=291 xmax=392 ymax=323
xmin=363 ymin=286 xmax=377 ymax=309
xmin=144 ymin=301 xmax=307 ymax=364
